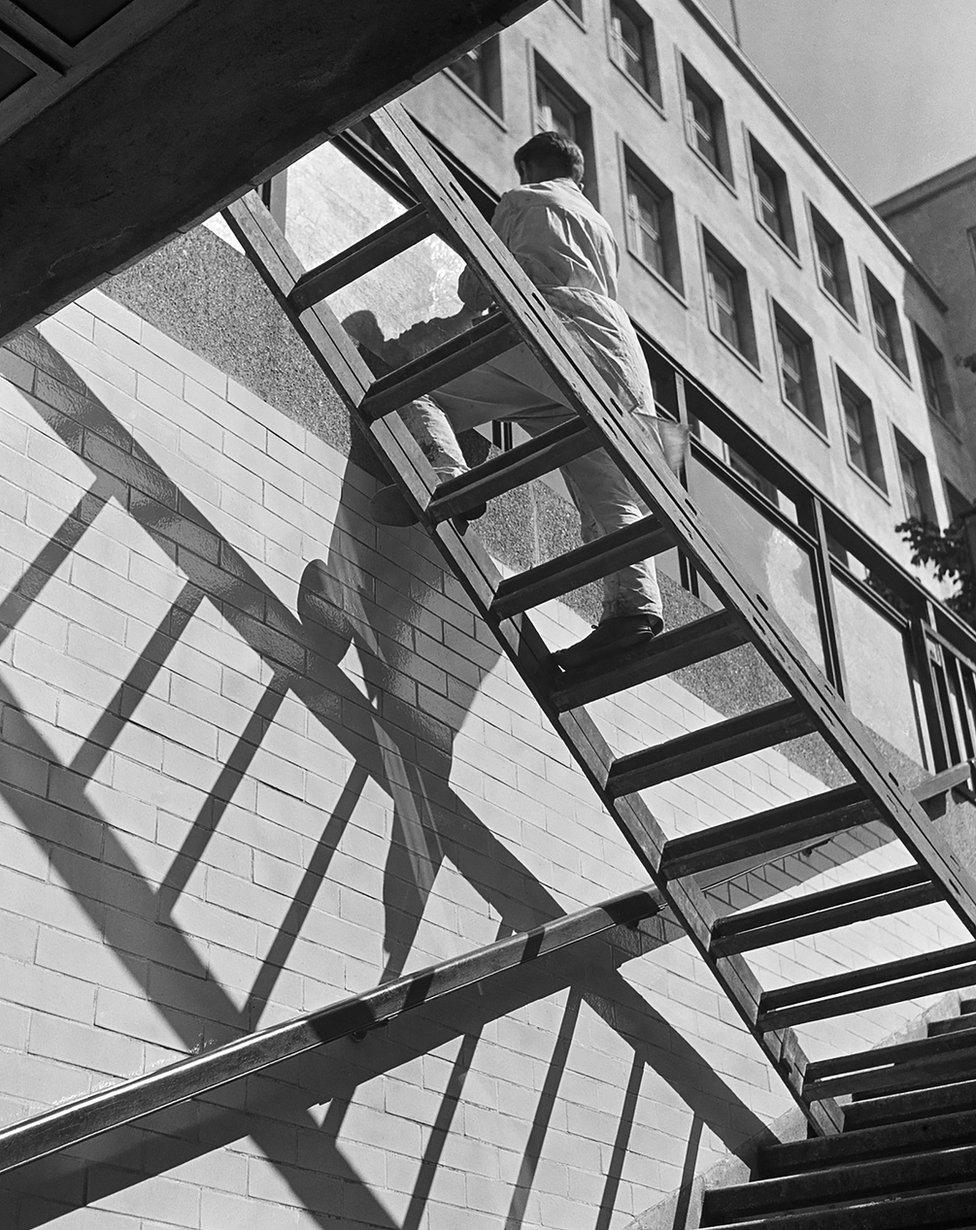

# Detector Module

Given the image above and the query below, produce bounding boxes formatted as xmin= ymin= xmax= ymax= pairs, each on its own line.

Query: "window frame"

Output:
xmin=893 ymin=428 xmax=936 ymax=523
xmin=913 ymin=321 xmax=955 ymax=426
xmin=555 ymin=0 xmax=587 ymax=26
xmin=679 ymin=55 xmax=735 ymax=190
xmin=444 ymin=35 xmax=505 ymax=123
xmin=835 ymin=366 xmax=888 ymax=496
xmin=606 ymin=0 xmax=663 ymax=109
xmin=746 ymin=132 xmax=799 ymax=259
xmin=700 ymin=226 xmax=760 ymax=372
xmin=531 ymin=54 xmax=599 ymax=206
xmin=806 ymin=200 xmax=858 ymax=325
xmin=863 ymin=266 xmax=911 ymax=382
xmin=769 ymin=298 xmax=826 ymax=436
xmin=619 ymin=141 xmax=684 ymax=298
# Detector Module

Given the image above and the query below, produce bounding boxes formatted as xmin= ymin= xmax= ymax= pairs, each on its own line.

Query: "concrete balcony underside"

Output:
xmin=0 ymin=0 xmax=541 ymax=344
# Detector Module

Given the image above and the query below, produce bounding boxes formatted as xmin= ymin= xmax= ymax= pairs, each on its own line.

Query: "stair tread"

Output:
xmin=362 ymin=312 xmax=518 ymax=420
xmin=427 ymin=418 xmax=595 ymax=521
xmin=711 ymin=865 xmax=938 ymax=955
xmin=701 ymin=1182 xmax=976 ymax=1230
xmin=845 ymin=1076 xmax=976 ymax=1129
xmin=758 ymin=941 xmax=976 ymax=1031
xmin=661 ymin=783 xmax=871 ymax=879
xmin=704 ymin=1142 xmax=976 ymax=1218
xmin=550 ymin=609 xmax=750 ymax=710
xmin=607 ymin=699 xmax=813 ymax=798
xmin=491 ymin=515 xmax=673 ymax=618
xmin=760 ymin=1106 xmax=976 ymax=1176
xmin=290 ymin=203 xmax=435 ymax=309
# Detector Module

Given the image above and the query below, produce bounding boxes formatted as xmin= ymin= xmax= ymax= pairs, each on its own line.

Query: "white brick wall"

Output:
xmin=0 ymin=289 xmax=970 ymax=1228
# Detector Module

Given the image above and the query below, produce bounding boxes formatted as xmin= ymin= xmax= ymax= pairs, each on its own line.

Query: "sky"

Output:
xmin=700 ymin=0 xmax=976 ymax=204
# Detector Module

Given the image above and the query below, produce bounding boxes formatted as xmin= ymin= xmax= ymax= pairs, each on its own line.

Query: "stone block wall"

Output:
xmin=0 ymin=261 xmax=970 ymax=1229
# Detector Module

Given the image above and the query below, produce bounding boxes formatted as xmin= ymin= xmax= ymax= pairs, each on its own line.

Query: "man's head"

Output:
xmin=513 ymin=131 xmax=585 ymax=186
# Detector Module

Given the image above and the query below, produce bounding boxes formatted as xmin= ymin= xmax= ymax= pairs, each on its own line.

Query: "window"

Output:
xmin=703 ymin=231 xmax=758 ymax=366
xmin=772 ymin=302 xmax=824 ymax=430
xmin=681 ymin=59 xmax=733 ymax=184
xmin=748 ymin=135 xmax=797 ymax=253
xmin=895 ymin=431 xmax=935 ymax=522
xmin=866 ymin=270 xmax=909 ymax=376
xmin=838 ymin=370 xmax=885 ymax=491
xmin=727 ymin=448 xmax=778 ymax=504
xmin=558 ymin=0 xmax=585 ymax=19
xmin=622 ymin=148 xmax=682 ymax=291
xmin=809 ymin=204 xmax=856 ymax=319
xmin=914 ymin=324 xmax=954 ymax=421
xmin=946 ymin=480 xmax=972 ymax=525
xmin=534 ymin=59 xmax=597 ymax=203
xmin=608 ymin=1 xmax=661 ymax=103
xmin=446 ymin=36 xmax=502 ymax=115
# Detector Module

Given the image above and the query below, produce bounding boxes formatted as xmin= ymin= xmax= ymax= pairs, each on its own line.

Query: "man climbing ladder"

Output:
xmin=371 ymin=131 xmax=674 ymax=669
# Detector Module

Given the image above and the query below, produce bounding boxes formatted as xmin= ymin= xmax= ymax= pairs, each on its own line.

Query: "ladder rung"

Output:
xmin=606 ymin=699 xmax=813 ymax=798
xmin=289 ymin=204 xmax=436 ymax=310
xmin=427 ymin=418 xmax=596 ymax=522
xmin=490 ymin=515 xmax=673 ymax=619
xmin=361 ymin=312 xmax=519 ymax=421
xmin=710 ymin=866 xmax=939 ymax=956
xmin=758 ymin=941 xmax=976 ymax=1031
xmin=805 ymin=1031 xmax=976 ymax=1102
xmin=551 ymin=609 xmax=750 ymax=711
xmin=660 ymin=783 xmax=872 ymax=879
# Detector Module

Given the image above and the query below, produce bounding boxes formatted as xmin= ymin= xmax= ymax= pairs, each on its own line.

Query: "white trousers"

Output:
xmin=401 ymin=341 xmax=663 ymax=621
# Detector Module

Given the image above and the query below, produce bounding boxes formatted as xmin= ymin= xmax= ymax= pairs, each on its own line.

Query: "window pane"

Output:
xmin=871 ymin=292 xmax=893 ymax=358
xmin=451 ymin=47 xmax=487 ymax=100
xmin=777 ymin=327 xmax=806 ymax=413
xmin=537 ymin=79 xmax=577 ymax=142
xmin=755 ymin=162 xmax=782 ymax=236
xmin=610 ymin=5 xmax=647 ymax=90
xmin=899 ymin=451 xmax=923 ymax=519
xmin=922 ymin=353 xmax=944 ymax=413
xmin=707 ymin=257 xmax=739 ymax=348
xmin=814 ymin=229 xmax=840 ymax=299
xmin=626 ymin=173 xmax=663 ymax=273
xmin=842 ymin=392 xmax=868 ymax=473
xmin=687 ymin=89 xmax=718 ymax=166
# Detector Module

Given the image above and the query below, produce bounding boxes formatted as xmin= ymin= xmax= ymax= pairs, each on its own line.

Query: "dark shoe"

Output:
xmin=553 ymin=613 xmax=663 ymax=671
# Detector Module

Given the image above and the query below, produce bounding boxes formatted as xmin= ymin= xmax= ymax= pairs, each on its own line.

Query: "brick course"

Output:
xmin=0 ymin=288 xmax=969 ymax=1229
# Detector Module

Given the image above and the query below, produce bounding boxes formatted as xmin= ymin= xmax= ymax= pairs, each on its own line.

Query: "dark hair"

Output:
xmin=514 ymin=131 xmax=585 ymax=184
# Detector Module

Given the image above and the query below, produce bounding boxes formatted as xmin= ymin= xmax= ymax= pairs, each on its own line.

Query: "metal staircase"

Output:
xmin=210 ymin=102 xmax=976 ymax=1139
xmin=700 ymin=996 xmax=976 ymax=1228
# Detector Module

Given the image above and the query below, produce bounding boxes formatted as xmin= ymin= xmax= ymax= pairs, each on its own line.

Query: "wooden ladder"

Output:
xmin=223 ymin=103 xmax=976 ymax=1137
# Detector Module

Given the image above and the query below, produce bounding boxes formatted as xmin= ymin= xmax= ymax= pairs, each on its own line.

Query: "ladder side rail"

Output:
xmin=370 ymin=104 xmax=976 ymax=937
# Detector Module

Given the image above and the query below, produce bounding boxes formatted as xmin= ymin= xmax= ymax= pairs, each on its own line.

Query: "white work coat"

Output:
xmin=458 ymin=177 xmax=655 ymax=414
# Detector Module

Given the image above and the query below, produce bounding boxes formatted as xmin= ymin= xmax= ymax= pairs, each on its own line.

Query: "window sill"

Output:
xmin=555 ymin=0 xmax=587 ymax=30
xmin=816 ymin=282 xmax=859 ymax=331
xmin=757 ymin=217 xmax=801 ymax=267
xmin=780 ymin=392 xmax=830 ymax=445
xmin=442 ymin=69 xmax=508 ymax=131
xmin=845 ymin=455 xmax=890 ymax=504
xmin=609 ymin=56 xmax=666 ymax=118
xmin=625 ymin=244 xmax=687 ymax=306
xmin=707 ymin=322 xmax=762 ymax=379
xmin=873 ymin=343 xmax=913 ymax=389
xmin=928 ymin=405 xmax=964 ymax=444
xmin=686 ymin=139 xmax=737 ymax=196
